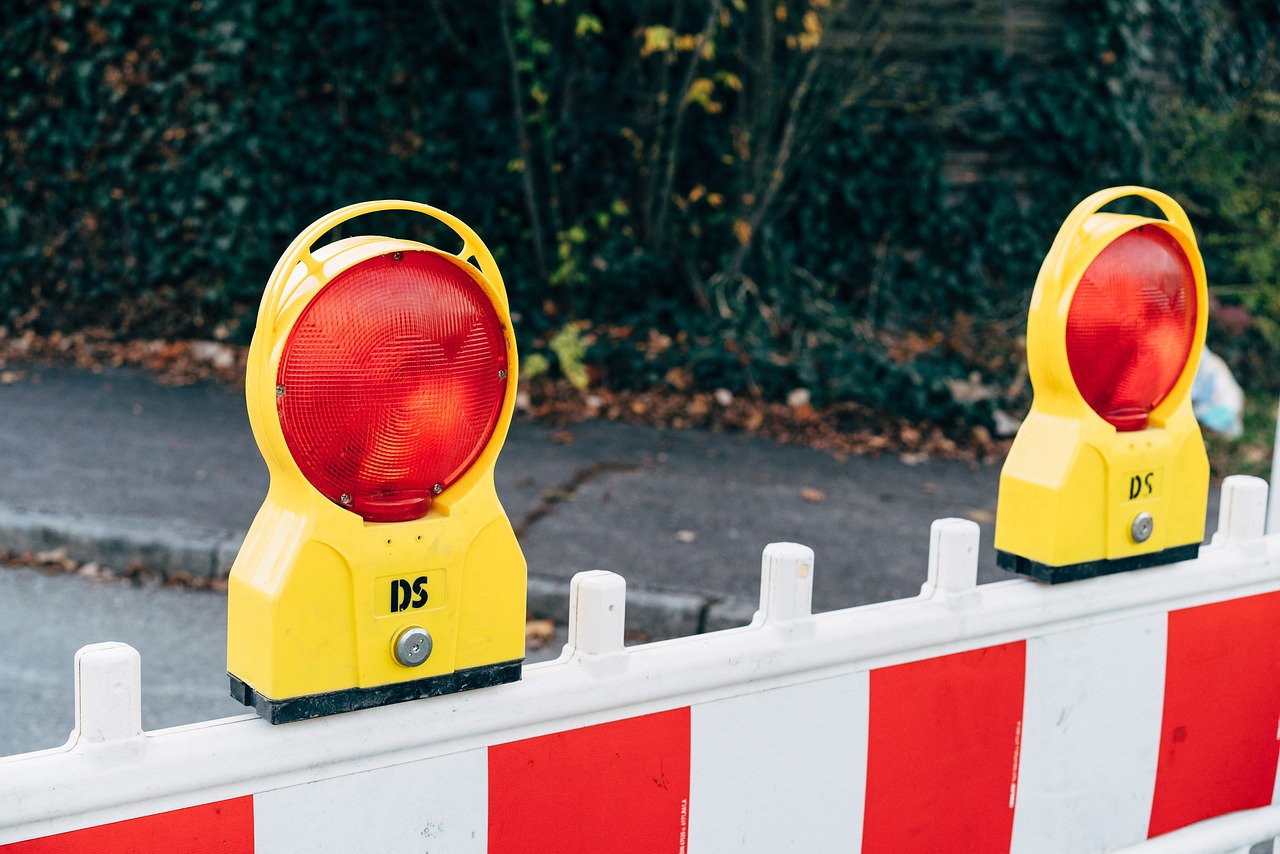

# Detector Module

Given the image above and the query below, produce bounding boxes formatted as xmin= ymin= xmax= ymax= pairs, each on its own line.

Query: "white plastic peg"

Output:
xmin=922 ymin=518 xmax=980 ymax=597
xmin=1215 ymin=475 xmax=1269 ymax=544
xmin=758 ymin=542 xmax=815 ymax=623
xmin=73 ymin=642 xmax=143 ymax=746
xmin=566 ymin=571 xmax=626 ymax=657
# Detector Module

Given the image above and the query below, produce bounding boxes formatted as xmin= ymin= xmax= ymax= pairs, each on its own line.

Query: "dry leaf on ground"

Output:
xmin=525 ymin=618 xmax=556 ymax=650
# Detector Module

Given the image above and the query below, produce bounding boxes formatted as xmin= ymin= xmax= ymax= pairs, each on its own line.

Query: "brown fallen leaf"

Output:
xmin=964 ymin=508 xmax=996 ymax=524
xmin=525 ymin=618 xmax=556 ymax=650
xmin=34 ymin=547 xmax=78 ymax=572
xmin=800 ymin=487 xmax=826 ymax=503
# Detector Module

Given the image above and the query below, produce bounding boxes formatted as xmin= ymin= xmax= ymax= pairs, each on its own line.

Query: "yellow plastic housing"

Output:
xmin=227 ymin=201 xmax=526 ymax=718
xmin=995 ymin=187 xmax=1209 ymax=579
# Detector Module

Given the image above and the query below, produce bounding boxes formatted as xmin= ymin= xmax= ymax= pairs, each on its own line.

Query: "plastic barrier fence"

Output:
xmin=2 ymin=475 xmax=1280 ymax=853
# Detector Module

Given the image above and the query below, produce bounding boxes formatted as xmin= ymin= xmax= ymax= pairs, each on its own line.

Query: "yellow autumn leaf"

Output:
xmin=640 ymin=25 xmax=675 ymax=57
xmin=796 ymin=9 xmax=822 ymax=50
xmin=734 ymin=220 xmax=752 ymax=245
xmin=684 ymin=77 xmax=715 ymax=106
xmin=575 ymin=14 xmax=603 ymax=37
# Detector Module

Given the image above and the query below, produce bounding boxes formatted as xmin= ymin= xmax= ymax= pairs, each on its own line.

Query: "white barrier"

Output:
xmin=2 ymin=476 xmax=1280 ymax=852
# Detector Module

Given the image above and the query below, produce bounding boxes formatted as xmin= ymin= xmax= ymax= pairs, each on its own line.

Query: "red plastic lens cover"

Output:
xmin=277 ymin=250 xmax=508 ymax=522
xmin=1065 ymin=226 xmax=1197 ymax=431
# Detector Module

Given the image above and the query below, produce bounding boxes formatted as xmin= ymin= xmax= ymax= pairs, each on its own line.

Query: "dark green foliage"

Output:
xmin=1 ymin=0 xmax=1275 ymax=424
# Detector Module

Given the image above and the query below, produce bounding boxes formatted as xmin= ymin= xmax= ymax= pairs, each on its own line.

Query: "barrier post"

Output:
xmin=921 ymin=517 xmax=980 ymax=599
xmin=73 ymin=643 xmax=143 ymax=750
xmin=1214 ymin=475 xmax=1269 ymax=546
xmin=565 ymin=571 xmax=627 ymax=658
xmin=758 ymin=542 xmax=815 ymax=623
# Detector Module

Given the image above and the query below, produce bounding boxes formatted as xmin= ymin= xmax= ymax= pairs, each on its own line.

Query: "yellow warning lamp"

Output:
xmin=995 ymin=186 xmax=1209 ymax=583
xmin=227 ymin=200 xmax=526 ymax=723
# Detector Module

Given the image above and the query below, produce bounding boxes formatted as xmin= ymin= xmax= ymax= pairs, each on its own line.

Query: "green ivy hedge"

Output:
xmin=2 ymin=0 xmax=1276 ymax=424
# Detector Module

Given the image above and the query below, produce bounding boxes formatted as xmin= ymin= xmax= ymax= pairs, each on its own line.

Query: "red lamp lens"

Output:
xmin=277 ymin=250 xmax=508 ymax=522
xmin=1065 ymin=226 xmax=1197 ymax=431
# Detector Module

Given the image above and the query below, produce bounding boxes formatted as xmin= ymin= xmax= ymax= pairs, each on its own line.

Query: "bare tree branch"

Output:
xmin=429 ymin=0 xmax=472 ymax=59
xmin=717 ymin=48 xmax=822 ymax=294
xmin=652 ymin=0 xmax=724 ymax=251
xmin=499 ymin=0 xmax=548 ymax=280
xmin=709 ymin=0 xmax=898 ymax=315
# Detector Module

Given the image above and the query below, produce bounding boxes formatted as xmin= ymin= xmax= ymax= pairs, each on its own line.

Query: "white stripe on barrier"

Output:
xmin=688 ymin=673 xmax=869 ymax=852
xmin=1011 ymin=614 xmax=1165 ymax=853
xmin=254 ymin=748 xmax=488 ymax=853
xmin=5 ymin=477 xmax=1280 ymax=851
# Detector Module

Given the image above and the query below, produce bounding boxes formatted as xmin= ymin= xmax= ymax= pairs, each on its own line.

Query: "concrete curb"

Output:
xmin=0 ymin=503 xmax=758 ymax=639
xmin=0 ymin=505 xmax=244 ymax=578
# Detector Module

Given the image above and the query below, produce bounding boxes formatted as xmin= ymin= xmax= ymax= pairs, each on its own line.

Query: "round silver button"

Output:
xmin=1131 ymin=511 xmax=1154 ymax=543
xmin=394 ymin=627 xmax=433 ymax=667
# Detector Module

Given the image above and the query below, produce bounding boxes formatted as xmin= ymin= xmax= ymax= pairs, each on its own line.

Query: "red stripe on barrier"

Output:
xmin=0 ymin=796 xmax=253 ymax=853
xmin=1149 ymin=590 xmax=1280 ymax=837
xmin=488 ymin=708 xmax=691 ymax=854
xmin=862 ymin=641 xmax=1026 ymax=854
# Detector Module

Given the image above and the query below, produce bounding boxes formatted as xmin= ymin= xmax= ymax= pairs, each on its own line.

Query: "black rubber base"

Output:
xmin=230 ymin=659 xmax=523 ymax=725
xmin=996 ymin=543 xmax=1200 ymax=584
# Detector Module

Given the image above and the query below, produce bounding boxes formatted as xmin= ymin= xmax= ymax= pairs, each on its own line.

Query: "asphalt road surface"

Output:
xmin=0 ymin=566 xmax=563 ymax=758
